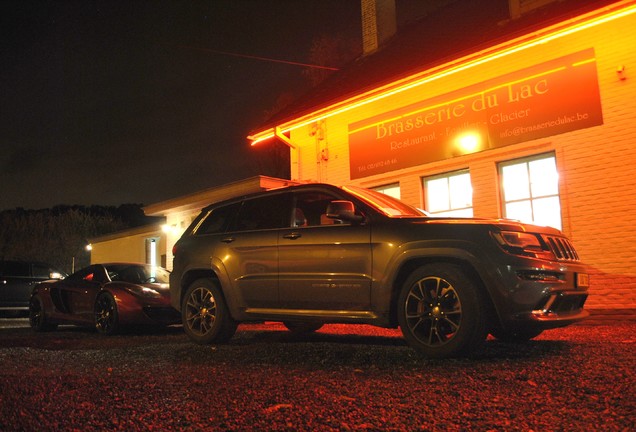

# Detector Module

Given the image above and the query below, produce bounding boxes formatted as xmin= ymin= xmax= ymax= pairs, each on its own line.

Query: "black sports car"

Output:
xmin=29 ymin=263 xmax=180 ymax=334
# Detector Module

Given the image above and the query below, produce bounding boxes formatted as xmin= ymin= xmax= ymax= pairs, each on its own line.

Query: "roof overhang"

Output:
xmin=143 ymin=175 xmax=298 ymax=216
xmin=248 ymin=0 xmax=636 ymax=147
xmin=88 ymin=222 xmax=165 ymax=244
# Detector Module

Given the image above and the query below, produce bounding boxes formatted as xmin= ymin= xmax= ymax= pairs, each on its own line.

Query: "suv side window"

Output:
xmin=294 ymin=191 xmax=345 ymax=226
xmin=195 ymin=202 xmax=242 ymax=235
xmin=229 ymin=193 xmax=292 ymax=232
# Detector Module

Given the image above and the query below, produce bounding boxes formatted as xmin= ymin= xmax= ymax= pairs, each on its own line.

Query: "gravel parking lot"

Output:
xmin=0 ymin=320 xmax=634 ymax=431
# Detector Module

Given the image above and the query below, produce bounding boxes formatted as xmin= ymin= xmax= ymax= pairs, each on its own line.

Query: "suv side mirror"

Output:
xmin=326 ymin=201 xmax=364 ymax=224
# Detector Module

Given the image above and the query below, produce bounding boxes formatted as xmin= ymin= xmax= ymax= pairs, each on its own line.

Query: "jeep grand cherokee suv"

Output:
xmin=170 ymin=183 xmax=589 ymax=358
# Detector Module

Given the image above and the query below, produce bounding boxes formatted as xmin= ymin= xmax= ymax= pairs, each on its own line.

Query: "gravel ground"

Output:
xmin=0 ymin=321 xmax=634 ymax=431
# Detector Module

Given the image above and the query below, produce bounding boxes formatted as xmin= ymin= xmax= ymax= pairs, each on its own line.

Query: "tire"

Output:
xmin=490 ymin=327 xmax=543 ymax=342
xmin=397 ymin=263 xmax=487 ymax=358
xmin=29 ymin=295 xmax=57 ymax=332
xmin=283 ymin=321 xmax=324 ymax=334
xmin=94 ymin=292 xmax=120 ymax=335
xmin=181 ymin=279 xmax=237 ymax=344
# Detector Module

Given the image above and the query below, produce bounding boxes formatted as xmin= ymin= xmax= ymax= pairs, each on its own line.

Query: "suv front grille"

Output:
xmin=542 ymin=235 xmax=580 ymax=261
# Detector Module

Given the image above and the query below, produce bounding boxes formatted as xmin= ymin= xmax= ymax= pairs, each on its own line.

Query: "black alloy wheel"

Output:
xmin=29 ymin=295 xmax=57 ymax=332
xmin=182 ymin=279 xmax=237 ymax=344
xmin=95 ymin=292 xmax=119 ymax=335
xmin=398 ymin=263 xmax=487 ymax=358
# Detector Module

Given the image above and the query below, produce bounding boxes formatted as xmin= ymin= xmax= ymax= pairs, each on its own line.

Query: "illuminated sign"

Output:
xmin=348 ymin=48 xmax=603 ymax=179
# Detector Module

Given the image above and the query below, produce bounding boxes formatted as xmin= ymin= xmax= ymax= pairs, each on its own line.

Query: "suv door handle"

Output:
xmin=282 ymin=232 xmax=302 ymax=240
xmin=221 ymin=237 xmax=235 ymax=243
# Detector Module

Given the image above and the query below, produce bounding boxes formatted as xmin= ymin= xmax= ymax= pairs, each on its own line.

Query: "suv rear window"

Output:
xmin=228 ymin=193 xmax=292 ymax=232
xmin=195 ymin=202 xmax=242 ymax=235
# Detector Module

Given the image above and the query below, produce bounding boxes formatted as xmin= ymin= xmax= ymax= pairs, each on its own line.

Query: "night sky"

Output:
xmin=1 ymin=0 xmax=361 ymax=211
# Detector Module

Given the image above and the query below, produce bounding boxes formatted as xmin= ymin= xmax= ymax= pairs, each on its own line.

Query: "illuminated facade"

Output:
xmin=88 ymin=224 xmax=166 ymax=268
xmin=249 ymin=1 xmax=636 ymax=315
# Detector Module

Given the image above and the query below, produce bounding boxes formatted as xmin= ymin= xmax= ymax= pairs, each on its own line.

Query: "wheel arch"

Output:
xmin=178 ymin=263 xmax=243 ymax=319
xmin=388 ymin=254 xmax=501 ymax=330
xmin=179 ymin=269 xmax=222 ymax=309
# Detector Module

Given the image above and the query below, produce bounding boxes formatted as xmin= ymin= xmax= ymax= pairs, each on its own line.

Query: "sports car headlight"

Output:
xmin=125 ymin=286 xmax=162 ymax=298
xmin=492 ymin=230 xmax=544 ymax=256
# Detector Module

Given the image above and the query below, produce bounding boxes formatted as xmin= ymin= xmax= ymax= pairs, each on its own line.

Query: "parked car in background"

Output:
xmin=0 ymin=260 xmax=67 ymax=316
xmin=170 ymin=183 xmax=590 ymax=358
xmin=29 ymin=263 xmax=179 ymax=334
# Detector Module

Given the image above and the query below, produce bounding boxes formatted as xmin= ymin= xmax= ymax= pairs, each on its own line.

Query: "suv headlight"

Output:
xmin=492 ymin=231 xmax=544 ymax=257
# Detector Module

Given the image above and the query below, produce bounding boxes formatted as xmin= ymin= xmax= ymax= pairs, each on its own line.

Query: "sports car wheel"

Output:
xmin=94 ymin=292 xmax=120 ymax=335
xmin=182 ymin=279 xmax=237 ymax=344
xmin=398 ymin=263 xmax=487 ymax=358
xmin=283 ymin=321 xmax=324 ymax=334
xmin=29 ymin=295 xmax=57 ymax=332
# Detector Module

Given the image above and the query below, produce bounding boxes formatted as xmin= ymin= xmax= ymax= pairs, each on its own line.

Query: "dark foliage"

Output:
xmin=0 ymin=204 xmax=161 ymax=274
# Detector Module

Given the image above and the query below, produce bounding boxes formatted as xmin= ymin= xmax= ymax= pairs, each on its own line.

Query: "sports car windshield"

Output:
xmin=106 ymin=264 xmax=170 ymax=284
xmin=343 ymin=185 xmax=428 ymax=217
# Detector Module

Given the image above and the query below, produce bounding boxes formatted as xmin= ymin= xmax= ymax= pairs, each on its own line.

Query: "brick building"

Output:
xmin=248 ymin=0 xmax=636 ymax=317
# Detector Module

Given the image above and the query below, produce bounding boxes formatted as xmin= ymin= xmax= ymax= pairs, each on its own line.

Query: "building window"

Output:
xmin=146 ymin=238 xmax=159 ymax=267
xmin=372 ymin=183 xmax=400 ymax=199
xmin=499 ymin=153 xmax=562 ymax=230
xmin=423 ymin=170 xmax=473 ymax=217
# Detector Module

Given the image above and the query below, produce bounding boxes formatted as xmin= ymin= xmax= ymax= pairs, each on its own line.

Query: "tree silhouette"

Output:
xmin=253 ymin=33 xmax=360 ymax=179
xmin=302 ymin=33 xmax=360 ymax=87
xmin=0 ymin=205 xmax=159 ymax=273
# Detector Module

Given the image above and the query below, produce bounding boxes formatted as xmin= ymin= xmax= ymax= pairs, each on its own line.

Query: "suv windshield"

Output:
xmin=343 ymin=185 xmax=427 ymax=217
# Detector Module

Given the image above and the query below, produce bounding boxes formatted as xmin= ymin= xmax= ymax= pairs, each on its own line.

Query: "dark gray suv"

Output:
xmin=170 ymin=183 xmax=589 ymax=358
xmin=1 ymin=260 xmax=67 ymax=315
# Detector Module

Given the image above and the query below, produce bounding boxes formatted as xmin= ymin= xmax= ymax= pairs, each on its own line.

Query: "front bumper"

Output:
xmin=524 ymin=290 xmax=589 ymax=328
xmin=491 ymin=257 xmax=590 ymax=330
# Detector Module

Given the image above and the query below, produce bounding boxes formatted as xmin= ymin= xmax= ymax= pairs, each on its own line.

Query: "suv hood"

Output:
xmin=412 ymin=217 xmax=564 ymax=235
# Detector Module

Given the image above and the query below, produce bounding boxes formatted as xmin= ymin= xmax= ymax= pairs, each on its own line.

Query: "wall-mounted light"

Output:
xmin=456 ymin=132 xmax=481 ymax=154
xmin=162 ymin=224 xmax=180 ymax=235
xmin=617 ymin=65 xmax=626 ymax=80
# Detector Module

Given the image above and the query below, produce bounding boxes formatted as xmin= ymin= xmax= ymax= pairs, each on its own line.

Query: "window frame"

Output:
xmin=371 ymin=182 xmax=401 ymax=199
xmin=421 ymin=169 xmax=473 ymax=217
xmin=498 ymin=152 xmax=562 ymax=230
xmin=227 ymin=193 xmax=293 ymax=233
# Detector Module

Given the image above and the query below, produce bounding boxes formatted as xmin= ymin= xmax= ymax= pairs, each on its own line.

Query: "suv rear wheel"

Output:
xmin=398 ymin=263 xmax=487 ymax=358
xmin=182 ymin=279 xmax=237 ymax=344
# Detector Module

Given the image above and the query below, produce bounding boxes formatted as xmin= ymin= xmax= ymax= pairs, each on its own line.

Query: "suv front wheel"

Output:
xmin=182 ymin=279 xmax=238 ymax=344
xmin=398 ymin=263 xmax=487 ymax=358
